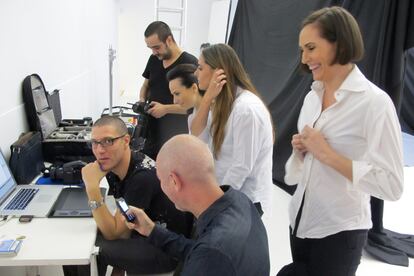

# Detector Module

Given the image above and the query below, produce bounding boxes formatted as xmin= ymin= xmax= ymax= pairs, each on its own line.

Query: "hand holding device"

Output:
xmin=147 ymin=101 xmax=167 ymax=118
xmin=124 ymin=206 xmax=156 ymax=237
xmin=115 ymin=197 xmax=136 ymax=223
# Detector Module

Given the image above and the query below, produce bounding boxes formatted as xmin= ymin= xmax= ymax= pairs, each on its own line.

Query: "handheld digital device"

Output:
xmin=115 ymin=197 xmax=135 ymax=222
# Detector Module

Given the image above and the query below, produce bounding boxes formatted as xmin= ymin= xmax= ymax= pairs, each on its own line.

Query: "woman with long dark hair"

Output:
xmin=190 ymin=43 xmax=274 ymax=216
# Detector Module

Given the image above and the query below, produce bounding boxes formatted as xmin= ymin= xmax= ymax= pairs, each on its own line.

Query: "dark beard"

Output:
xmin=159 ymin=48 xmax=172 ymax=60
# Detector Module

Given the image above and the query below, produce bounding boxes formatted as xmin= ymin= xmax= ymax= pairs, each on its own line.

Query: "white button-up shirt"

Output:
xmin=285 ymin=66 xmax=404 ymax=239
xmin=195 ymin=87 xmax=274 ymax=215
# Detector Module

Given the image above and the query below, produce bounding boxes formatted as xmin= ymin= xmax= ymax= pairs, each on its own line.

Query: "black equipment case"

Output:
xmin=22 ymin=74 xmax=94 ymax=163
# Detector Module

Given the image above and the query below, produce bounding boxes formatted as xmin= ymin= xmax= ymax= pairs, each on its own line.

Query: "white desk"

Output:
xmin=0 ymin=179 xmax=110 ymax=276
xmin=0 ymin=217 xmax=97 ymax=267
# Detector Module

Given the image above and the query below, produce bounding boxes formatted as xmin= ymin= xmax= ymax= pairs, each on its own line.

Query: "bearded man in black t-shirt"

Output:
xmin=63 ymin=116 xmax=193 ymax=276
xmin=139 ymin=21 xmax=198 ymax=159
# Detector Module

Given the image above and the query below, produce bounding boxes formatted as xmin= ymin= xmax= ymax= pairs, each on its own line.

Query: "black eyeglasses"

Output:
xmin=89 ymin=134 xmax=127 ymax=148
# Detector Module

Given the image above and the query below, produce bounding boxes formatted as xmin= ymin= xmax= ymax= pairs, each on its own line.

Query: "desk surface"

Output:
xmin=0 ymin=178 xmax=109 ymax=268
xmin=0 ymin=217 xmax=97 ymax=266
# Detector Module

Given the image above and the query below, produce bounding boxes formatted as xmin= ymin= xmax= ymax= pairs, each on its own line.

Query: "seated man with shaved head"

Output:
xmin=125 ymin=134 xmax=270 ymax=276
xmin=63 ymin=116 xmax=193 ymax=276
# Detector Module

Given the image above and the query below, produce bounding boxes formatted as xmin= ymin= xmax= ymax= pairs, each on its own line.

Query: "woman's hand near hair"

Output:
xmin=204 ymin=69 xmax=227 ymax=101
xmin=191 ymin=69 xmax=226 ymax=136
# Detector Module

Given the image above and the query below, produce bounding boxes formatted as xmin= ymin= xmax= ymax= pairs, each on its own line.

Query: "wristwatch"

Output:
xmin=88 ymin=199 xmax=105 ymax=210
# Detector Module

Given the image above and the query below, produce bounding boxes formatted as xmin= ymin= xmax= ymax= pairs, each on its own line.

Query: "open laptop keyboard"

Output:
xmin=5 ymin=188 xmax=39 ymax=210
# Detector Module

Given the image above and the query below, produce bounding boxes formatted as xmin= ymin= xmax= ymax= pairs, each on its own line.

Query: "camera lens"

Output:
xmin=49 ymin=166 xmax=64 ymax=180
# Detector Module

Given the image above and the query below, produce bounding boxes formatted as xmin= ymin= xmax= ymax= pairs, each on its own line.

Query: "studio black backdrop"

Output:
xmin=401 ymin=48 xmax=414 ymax=134
xmin=228 ymin=0 xmax=414 ymax=267
xmin=228 ymin=0 xmax=320 ymax=194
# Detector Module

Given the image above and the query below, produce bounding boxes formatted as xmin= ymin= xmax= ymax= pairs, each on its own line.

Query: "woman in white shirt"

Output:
xmin=279 ymin=7 xmax=404 ymax=276
xmin=186 ymin=43 xmax=274 ymax=217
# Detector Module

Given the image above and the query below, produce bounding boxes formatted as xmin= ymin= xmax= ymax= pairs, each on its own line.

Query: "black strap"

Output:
xmin=292 ymin=192 xmax=306 ymax=237
xmin=254 ymin=202 xmax=264 ymax=217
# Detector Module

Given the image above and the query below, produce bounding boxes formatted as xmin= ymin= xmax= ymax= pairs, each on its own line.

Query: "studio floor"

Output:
xmin=264 ymin=166 xmax=414 ymax=276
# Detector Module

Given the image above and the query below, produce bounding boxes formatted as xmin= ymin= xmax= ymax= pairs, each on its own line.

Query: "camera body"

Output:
xmin=47 ymin=160 xmax=86 ymax=184
xmin=130 ymin=100 xmax=151 ymax=151
xmin=132 ymin=100 xmax=151 ymax=115
xmin=115 ymin=197 xmax=136 ymax=222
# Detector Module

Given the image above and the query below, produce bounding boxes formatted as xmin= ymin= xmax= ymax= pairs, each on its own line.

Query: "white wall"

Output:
xmin=117 ymin=0 xmax=216 ymax=104
xmin=0 ymin=0 xmax=118 ymax=158
xmin=228 ymin=0 xmax=239 ymax=38
xmin=186 ymin=0 xmax=217 ymax=56
xmin=117 ymin=0 xmax=155 ymax=104
xmin=0 ymin=0 xmax=227 ymax=158
xmin=207 ymin=0 xmax=231 ymax=44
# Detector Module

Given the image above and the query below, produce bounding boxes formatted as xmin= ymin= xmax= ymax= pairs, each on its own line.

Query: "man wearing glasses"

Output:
xmin=64 ymin=116 xmax=193 ymax=276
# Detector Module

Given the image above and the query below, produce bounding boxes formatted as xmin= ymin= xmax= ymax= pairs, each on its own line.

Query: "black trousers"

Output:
xmin=278 ymin=228 xmax=367 ymax=276
xmin=63 ymin=234 xmax=177 ymax=276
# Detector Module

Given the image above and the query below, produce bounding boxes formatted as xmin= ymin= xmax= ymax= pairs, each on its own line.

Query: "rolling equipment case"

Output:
xmin=22 ymin=74 xmax=94 ymax=163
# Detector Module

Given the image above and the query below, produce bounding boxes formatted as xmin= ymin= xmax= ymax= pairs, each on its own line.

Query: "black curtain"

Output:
xmin=401 ymin=48 xmax=414 ymax=134
xmin=228 ymin=0 xmax=324 ymax=194
xmin=228 ymin=0 xmax=414 ymax=267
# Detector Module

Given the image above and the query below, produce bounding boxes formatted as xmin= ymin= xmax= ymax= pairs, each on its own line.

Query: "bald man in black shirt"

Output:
xmin=126 ymin=135 xmax=270 ymax=276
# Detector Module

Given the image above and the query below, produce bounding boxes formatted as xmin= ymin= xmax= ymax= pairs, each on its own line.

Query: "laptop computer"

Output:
xmin=0 ymin=149 xmax=64 ymax=217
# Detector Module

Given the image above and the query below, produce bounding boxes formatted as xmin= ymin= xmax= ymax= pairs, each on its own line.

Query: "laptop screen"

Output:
xmin=0 ymin=150 xmax=17 ymax=204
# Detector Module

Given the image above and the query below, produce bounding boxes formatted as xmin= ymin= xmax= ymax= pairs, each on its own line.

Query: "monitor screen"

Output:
xmin=0 ymin=150 xmax=16 ymax=204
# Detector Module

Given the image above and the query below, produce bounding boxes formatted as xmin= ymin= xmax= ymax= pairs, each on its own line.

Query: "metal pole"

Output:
xmin=182 ymin=0 xmax=187 ymax=46
xmin=108 ymin=45 xmax=116 ymax=116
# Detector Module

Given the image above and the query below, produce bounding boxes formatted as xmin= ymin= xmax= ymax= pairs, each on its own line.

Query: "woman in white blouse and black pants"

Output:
xmin=279 ymin=7 xmax=404 ymax=276
xmin=190 ymin=43 xmax=274 ymax=217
